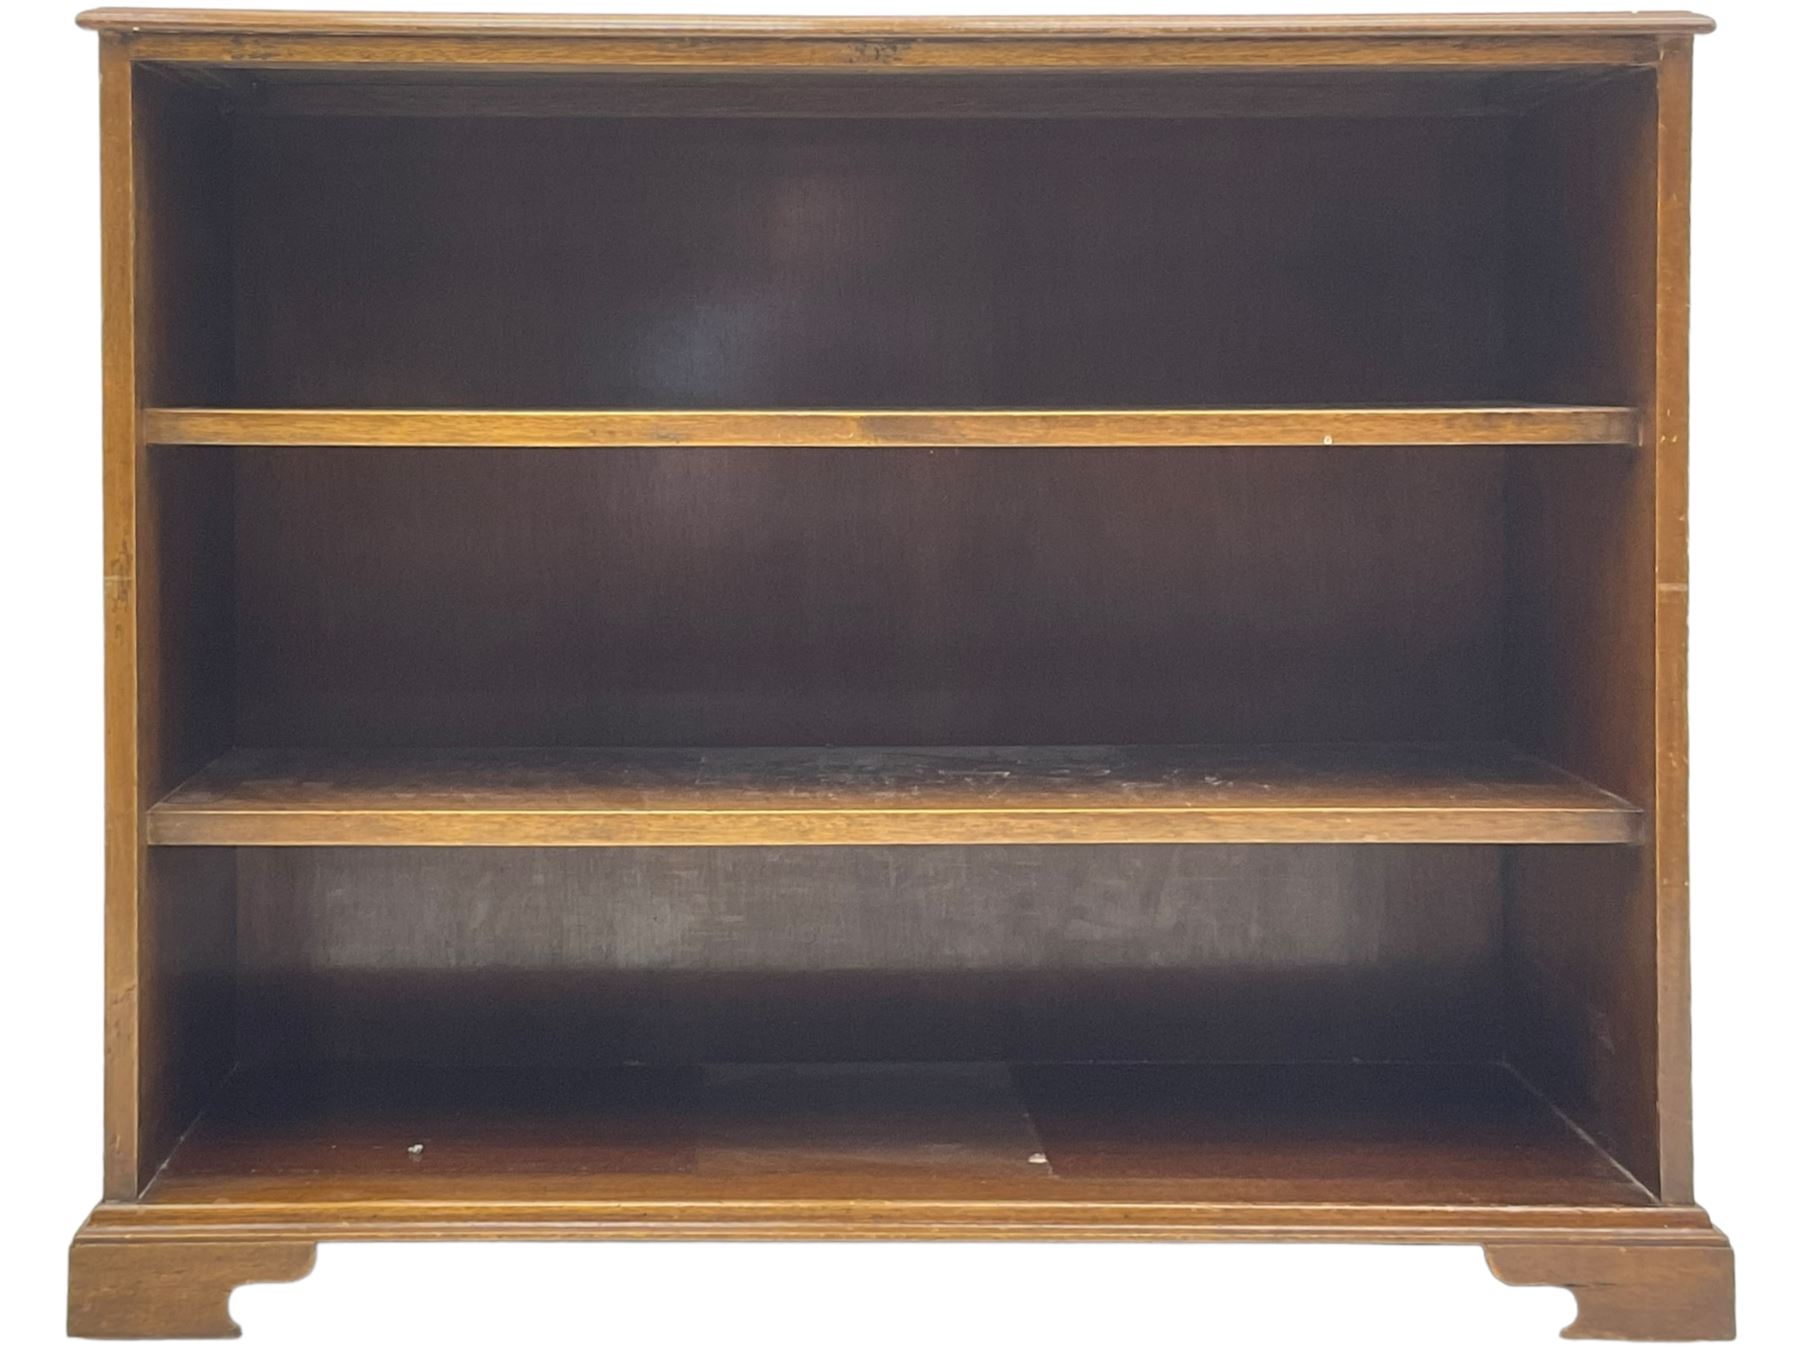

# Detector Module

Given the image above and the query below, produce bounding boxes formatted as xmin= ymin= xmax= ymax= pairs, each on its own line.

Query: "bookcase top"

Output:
xmin=75 ymin=10 xmax=1717 ymax=40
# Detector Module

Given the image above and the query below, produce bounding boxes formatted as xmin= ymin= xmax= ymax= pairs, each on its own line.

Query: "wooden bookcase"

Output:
xmin=70 ymin=9 xmax=1731 ymax=1340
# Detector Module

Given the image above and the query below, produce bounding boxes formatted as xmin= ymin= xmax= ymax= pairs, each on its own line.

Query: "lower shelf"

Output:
xmin=144 ymin=1060 xmax=1647 ymax=1209
xmin=146 ymin=742 xmax=1640 ymax=846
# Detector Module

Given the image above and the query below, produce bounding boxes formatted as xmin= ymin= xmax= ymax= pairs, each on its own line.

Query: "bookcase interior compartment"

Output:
xmin=130 ymin=426 xmax=1665 ymax=1200
xmin=131 ymin=434 xmax=1661 ymax=1192
xmin=144 ymin=441 xmax=1645 ymax=771
xmin=142 ymin=840 xmax=1658 ymax=1212
xmin=123 ymin=52 xmax=1671 ymax=1207
xmin=136 ymin=62 xmax=1656 ymax=411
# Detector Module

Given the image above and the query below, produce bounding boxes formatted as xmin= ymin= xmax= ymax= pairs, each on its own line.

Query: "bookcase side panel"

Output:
xmin=98 ymin=33 xmax=141 ymax=1200
xmin=1648 ymin=36 xmax=1697 ymax=1206
xmin=103 ymin=57 xmax=241 ymax=1197
xmin=1500 ymin=42 xmax=1697 ymax=1200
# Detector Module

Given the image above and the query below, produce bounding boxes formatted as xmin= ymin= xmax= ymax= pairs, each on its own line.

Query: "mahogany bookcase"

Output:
xmin=69 ymin=9 xmax=1730 ymax=1340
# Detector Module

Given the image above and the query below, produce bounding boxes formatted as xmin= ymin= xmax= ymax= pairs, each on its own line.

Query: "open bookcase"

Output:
xmin=70 ymin=9 xmax=1731 ymax=1341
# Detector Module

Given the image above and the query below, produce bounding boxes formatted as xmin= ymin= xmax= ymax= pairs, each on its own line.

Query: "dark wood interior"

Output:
xmin=132 ymin=441 xmax=1660 ymax=756
xmin=231 ymin=444 xmax=1512 ymax=747
xmin=136 ymin=62 xmax=1651 ymax=411
xmin=145 ymin=1060 xmax=1648 ymax=1209
xmin=228 ymin=113 xmax=1515 ymax=408
xmin=124 ymin=57 xmax=1671 ymax=1206
xmin=228 ymin=844 xmax=1504 ymax=1065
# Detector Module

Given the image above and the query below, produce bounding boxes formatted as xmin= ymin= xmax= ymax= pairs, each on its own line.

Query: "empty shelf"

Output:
xmin=141 ymin=1060 xmax=1650 ymax=1210
xmin=141 ymin=405 xmax=1640 ymax=449
xmin=147 ymin=743 xmax=1641 ymax=847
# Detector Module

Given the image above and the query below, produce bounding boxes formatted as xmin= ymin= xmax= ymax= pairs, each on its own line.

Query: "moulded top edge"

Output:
xmin=74 ymin=10 xmax=1718 ymax=41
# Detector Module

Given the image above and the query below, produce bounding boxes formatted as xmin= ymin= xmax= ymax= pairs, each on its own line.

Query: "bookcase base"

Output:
xmin=1487 ymin=1238 xmax=1736 ymax=1341
xmin=69 ymin=1205 xmax=1732 ymax=1341
xmin=67 ymin=1235 xmax=316 ymax=1339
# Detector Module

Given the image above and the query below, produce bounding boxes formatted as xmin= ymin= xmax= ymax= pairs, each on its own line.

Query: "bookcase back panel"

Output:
xmin=231 ymin=444 xmax=1507 ymax=746
xmin=218 ymin=66 xmax=1635 ymax=123
xmin=234 ymin=844 xmax=1502 ymax=1065
xmin=227 ymin=112 xmax=1509 ymax=408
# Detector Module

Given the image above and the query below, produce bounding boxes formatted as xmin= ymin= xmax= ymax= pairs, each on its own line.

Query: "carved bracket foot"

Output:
xmin=69 ymin=1234 xmax=318 ymax=1339
xmin=1486 ymin=1237 xmax=1735 ymax=1341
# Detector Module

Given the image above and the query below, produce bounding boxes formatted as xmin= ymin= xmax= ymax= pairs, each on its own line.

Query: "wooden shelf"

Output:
xmin=141 ymin=1060 xmax=1650 ymax=1210
xmin=148 ymin=743 xmax=1640 ymax=847
xmin=141 ymin=405 xmax=1640 ymax=449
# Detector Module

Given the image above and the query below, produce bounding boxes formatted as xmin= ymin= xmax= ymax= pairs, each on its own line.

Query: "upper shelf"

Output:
xmin=142 ymin=406 xmax=1639 ymax=450
xmin=148 ymin=743 xmax=1640 ymax=848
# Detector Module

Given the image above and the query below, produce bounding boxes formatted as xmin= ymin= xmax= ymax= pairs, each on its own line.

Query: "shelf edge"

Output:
xmin=145 ymin=806 xmax=1643 ymax=848
xmin=142 ymin=406 xmax=1642 ymax=450
xmin=77 ymin=11 xmax=1717 ymax=40
xmin=84 ymin=1197 xmax=1718 ymax=1241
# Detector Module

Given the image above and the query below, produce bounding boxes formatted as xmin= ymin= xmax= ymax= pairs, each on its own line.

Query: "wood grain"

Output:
xmin=102 ymin=48 xmax=242 ymax=1205
xmin=149 ymin=744 xmax=1639 ymax=846
xmin=227 ymin=445 xmax=1512 ymax=749
xmin=80 ymin=1200 xmax=1721 ymax=1243
xmin=1648 ymin=35 xmax=1700 ymax=1209
xmin=233 ymin=845 xmax=1503 ymax=1065
xmin=75 ymin=12 xmax=1718 ymax=40
xmin=219 ymin=66 xmax=1646 ymax=123
xmin=141 ymin=1062 xmax=1649 ymax=1210
xmin=145 ymin=406 xmax=1640 ymax=448
xmin=97 ymin=30 xmax=142 ymax=1206
xmin=68 ymin=1236 xmax=316 ymax=1339
xmin=106 ymin=65 xmax=243 ymax=1203
xmin=135 ymin=850 xmax=236 ymax=1206
xmin=93 ymin=31 xmax=1680 ymax=74
xmin=1486 ymin=1238 xmax=1734 ymax=1340
xmin=1499 ymin=47 xmax=1693 ymax=1200
xmin=221 ymin=113 xmax=1516 ymax=410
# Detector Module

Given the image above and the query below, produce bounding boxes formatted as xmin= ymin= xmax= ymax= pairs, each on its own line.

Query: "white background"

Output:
xmin=1 ymin=0 xmax=1794 ymax=1345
